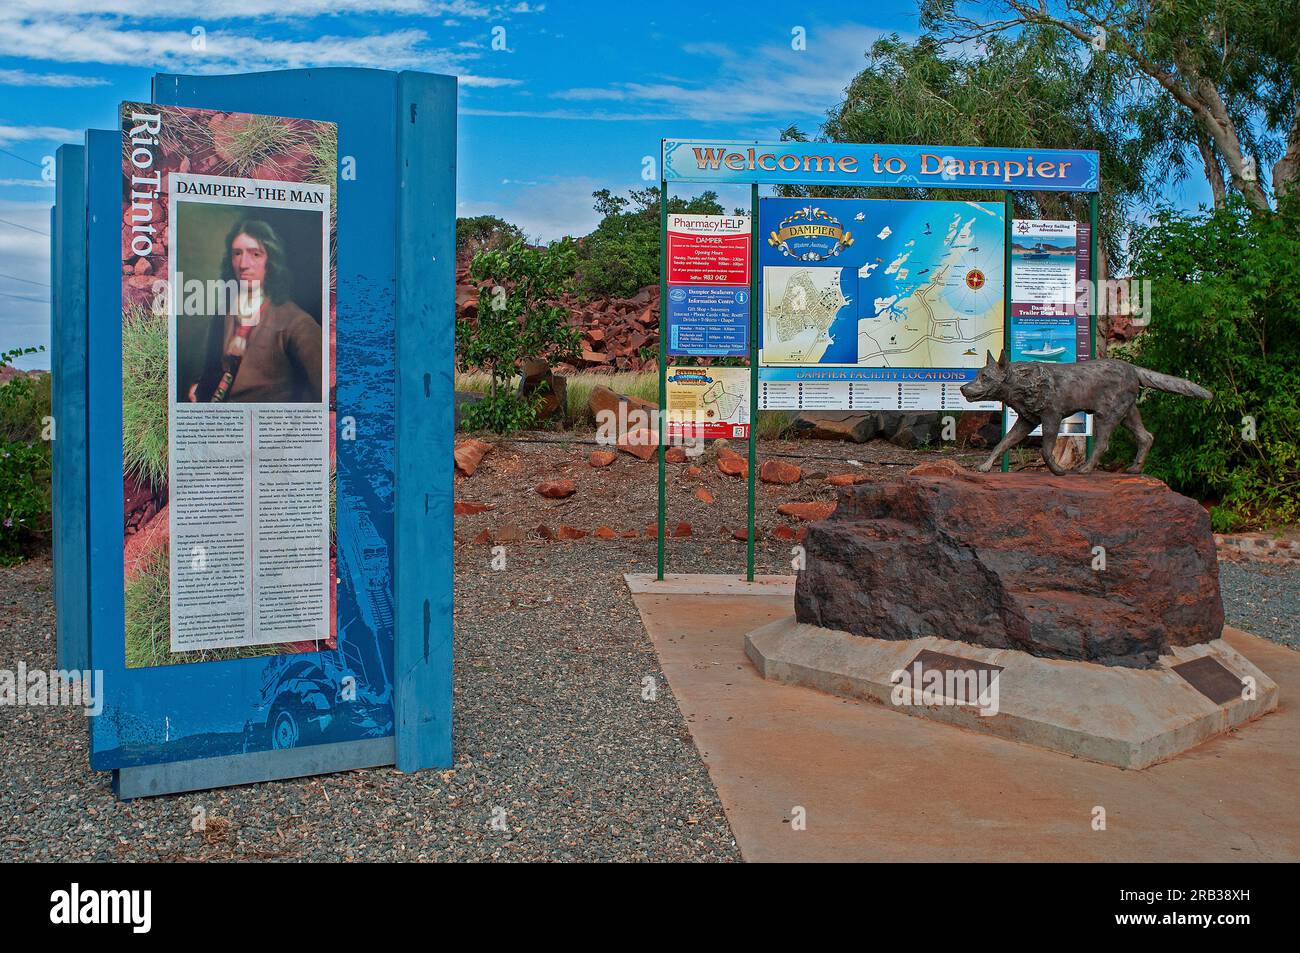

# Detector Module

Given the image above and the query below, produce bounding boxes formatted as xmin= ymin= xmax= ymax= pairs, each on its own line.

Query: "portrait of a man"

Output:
xmin=187 ymin=217 xmax=324 ymax=404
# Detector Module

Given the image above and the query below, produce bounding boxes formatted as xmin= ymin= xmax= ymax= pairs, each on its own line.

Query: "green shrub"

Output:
xmin=576 ymin=188 xmax=728 ymax=299
xmin=0 ymin=439 xmax=51 ymax=565
xmin=459 ymin=239 xmax=581 ymax=434
xmin=1117 ymin=197 xmax=1300 ymax=528
xmin=0 ymin=371 xmax=50 ymax=443
xmin=0 ymin=347 xmax=52 ymax=564
xmin=457 ymin=214 xmax=525 ymax=257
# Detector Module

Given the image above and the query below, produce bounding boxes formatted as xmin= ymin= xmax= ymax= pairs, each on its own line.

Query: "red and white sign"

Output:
xmin=666 ymin=214 xmax=750 ymax=286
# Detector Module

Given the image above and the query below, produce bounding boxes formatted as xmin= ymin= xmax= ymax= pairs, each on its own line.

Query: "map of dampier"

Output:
xmin=665 ymin=365 xmax=750 ymax=438
xmin=763 ymin=268 xmax=851 ymax=364
xmin=700 ymin=374 xmax=744 ymax=422
xmin=759 ymin=199 xmax=1005 ymax=368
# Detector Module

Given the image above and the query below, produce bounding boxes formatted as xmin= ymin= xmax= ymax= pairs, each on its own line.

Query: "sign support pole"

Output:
xmin=1087 ymin=190 xmax=1099 ymax=461
xmin=746 ymin=183 xmax=759 ymax=581
xmin=657 ymin=178 xmax=668 ymax=581
xmin=1001 ymin=190 xmax=1013 ymax=473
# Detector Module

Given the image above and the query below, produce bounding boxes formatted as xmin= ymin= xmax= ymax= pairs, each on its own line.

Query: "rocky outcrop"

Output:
xmin=456 ymin=254 xmax=661 ymax=374
xmin=791 ymin=409 xmax=1001 ymax=448
xmin=794 ymin=460 xmax=1224 ymax=668
xmin=791 ymin=411 xmax=880 ymax=443
xmin=517 ymin=357 xmax=566 ymax=422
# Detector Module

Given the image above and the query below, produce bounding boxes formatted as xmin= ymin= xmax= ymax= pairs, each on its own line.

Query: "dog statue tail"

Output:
xmin=1135 ymin=367 xmax=1213 ymax=401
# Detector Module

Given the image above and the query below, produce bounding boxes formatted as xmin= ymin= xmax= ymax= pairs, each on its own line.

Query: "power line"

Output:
xmin=0 ymin=146 xmax=43 ymax=169
xmin=0 ymin=271 xmax=48 ymax=288
xmin=0 ymin=289 xmax=46 ymax=303
xmin=0 ymin=216 xmax=48 ymax=237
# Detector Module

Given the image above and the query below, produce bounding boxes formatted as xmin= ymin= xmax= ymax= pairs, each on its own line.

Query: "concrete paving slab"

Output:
xmin=624 ymin=572 xmax=795 ymax=596
xmin=629 ymin=582 xmax=1300 ymax=862
xmin=746 ymin=616 xmax=1278 ymax=769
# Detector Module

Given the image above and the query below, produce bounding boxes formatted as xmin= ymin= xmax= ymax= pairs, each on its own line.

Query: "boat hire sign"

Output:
xmin=662 ymin=139 xmax=1100 ymax=193
xmin=1008 ymin=219 xmax=1092 ymax=364
xmin=1006 ymin=219 xmax=1094 ymax=437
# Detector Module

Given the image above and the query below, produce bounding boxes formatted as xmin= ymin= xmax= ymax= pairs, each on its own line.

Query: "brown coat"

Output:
xmin=199 ymin=300 xmax=323 ymax=403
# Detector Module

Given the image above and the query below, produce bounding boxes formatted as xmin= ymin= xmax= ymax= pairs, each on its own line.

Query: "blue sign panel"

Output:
xmin=666 ymin=285 xmax=749 ymax=356
xmin=663 ymin=139 xmax=1100 ymax=192
xmin=758 ymin=366 xmax=977 ymax=383
xmin=64 ymin=67 xmax=455 ymax=797
xmin=757 ymin=196 xmax=1005 ymax=373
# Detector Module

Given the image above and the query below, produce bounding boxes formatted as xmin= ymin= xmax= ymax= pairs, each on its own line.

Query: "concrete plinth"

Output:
xmin=746 ymin=616 xmax=1278 ymax=769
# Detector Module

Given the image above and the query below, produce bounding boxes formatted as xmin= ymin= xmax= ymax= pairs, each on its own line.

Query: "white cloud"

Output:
xmin=0 ymin=199 xmax=54 ymax=365
xmin=0 ymin=68 xmax=109 ymax=87
xmin=0 ymin=178 xmax=55 ymax=188
xmin=551 ymin=87 xmax=627 ymax=102
xmin=680 ymin=41 xmax=734 ymax=59
xmin=0 ymin=1 xmax=493 ymax=18
xmin=553 ymin=23 xmax=893 ymax=123
xmin=0 ymin=124 xmax=81 ymax=147
xmin=460 ymin=106 xmax=676 ymax=121
xmin=460 ymin=75 xmax=522 ymax=88
xmin=0 ymin=15 xmax=529 ymax=83
xmin=457 ymin=175 xmax=602 ymax=243
xmin=0 ymin=18 xmax=466 ymax=74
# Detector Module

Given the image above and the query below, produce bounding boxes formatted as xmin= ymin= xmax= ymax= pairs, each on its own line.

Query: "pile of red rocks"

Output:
xmin=566 ymin=286 xmax=660 ymax=374
xmin=463 ymin=522 xmax=694 ymax=545
xmin=795 ymin=459 xmax=1224 ymax=668
xmin=455 ymin=254 xmax=661 ymax=374
xmin=791 ymin=410 xmax=1004 ymax=448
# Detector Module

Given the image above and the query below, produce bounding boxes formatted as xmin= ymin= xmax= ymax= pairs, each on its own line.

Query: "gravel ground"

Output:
xmin=2 ymin=436 xmax=1295 ymax=862
xmin=0 ymin=546 xmax=750 ymax=862
xmin=1218 ymin=561 xmax=1300 ymax=649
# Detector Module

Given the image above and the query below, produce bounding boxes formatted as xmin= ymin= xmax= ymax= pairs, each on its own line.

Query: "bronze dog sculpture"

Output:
xmin=959 ymin=351 xmax=1212 ymax=474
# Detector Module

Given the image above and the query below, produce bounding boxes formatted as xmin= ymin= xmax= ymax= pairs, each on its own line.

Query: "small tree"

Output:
xmin=1114 ymin=196 xmax=1300 ymax=529
xmin=459 ymin=239 xmax=580 ymax=433
xmin=456 ymin=214 xmax=525 ymax=257
xmin=577 ymin=188 xmax=728 ymax=298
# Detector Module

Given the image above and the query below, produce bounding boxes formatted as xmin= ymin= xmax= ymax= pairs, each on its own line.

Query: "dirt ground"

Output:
xmin=2 ymin=431 xmax=1295 ymax=861
xmin=452 ymin=430 xmax=978 ymax=545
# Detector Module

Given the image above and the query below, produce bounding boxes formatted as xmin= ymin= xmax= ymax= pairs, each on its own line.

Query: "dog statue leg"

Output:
xmin=1078 ymin=412 xmax=1119 ymax=473
xmin=977 ymin=416 xmax=1036 ymax=472
xmin=1039 ymin=416 xmax=1071 ymax=475
xmin=1122 ymin=405 xmax=1154 ymax=473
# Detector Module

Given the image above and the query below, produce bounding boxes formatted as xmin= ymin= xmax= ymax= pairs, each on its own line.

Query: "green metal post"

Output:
xmin=1087 ymin=190 xmax=1099 ymax=460
xmin=746 ymin=183 xmax=759 ymax=581
xmin=1001 ymin=190 xmax=1013 ymax=473
xmin=656 ymin=178 xmax=668 ymax=580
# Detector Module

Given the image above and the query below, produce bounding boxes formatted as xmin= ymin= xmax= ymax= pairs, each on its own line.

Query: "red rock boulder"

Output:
xmin=759 ymin=459 xmax=802 ymax=485
xmin=794 ymin=469 xmax=1224 ymax=668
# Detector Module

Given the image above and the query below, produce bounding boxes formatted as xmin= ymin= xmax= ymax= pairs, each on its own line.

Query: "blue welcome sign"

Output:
xmin=663 ymin=139 xmax=1100 ymax=192
xmin=51 ymin=68 xmax=456 ymax=798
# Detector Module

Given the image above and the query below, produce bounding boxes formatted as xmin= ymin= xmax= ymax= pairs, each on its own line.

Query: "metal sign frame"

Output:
xmin=656 ymin=140 xmax=1101 ymax=582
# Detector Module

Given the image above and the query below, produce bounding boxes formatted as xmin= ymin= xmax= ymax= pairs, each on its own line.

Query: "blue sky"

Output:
xmin=0 ymin=0 xmax=1211 ymax=368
